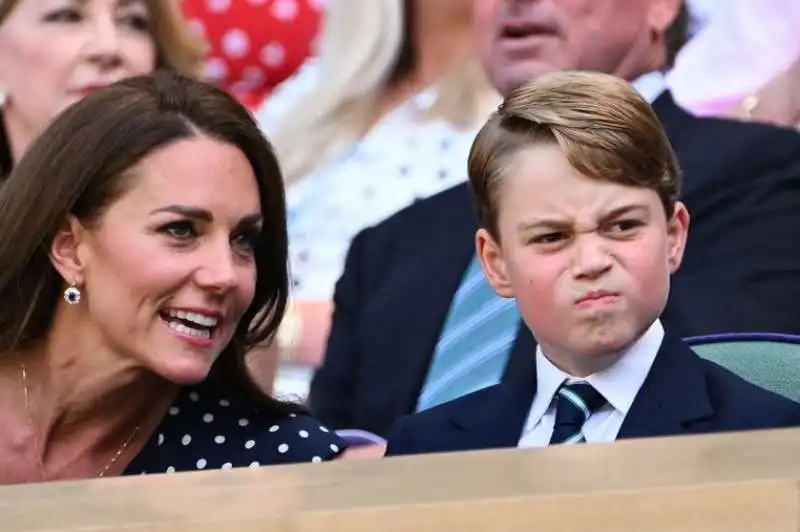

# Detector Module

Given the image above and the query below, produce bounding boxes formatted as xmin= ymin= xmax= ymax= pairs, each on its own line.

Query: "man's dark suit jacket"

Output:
xmin=383 ymin=328 xmax=800 ymax=456
xmin=309 ymin=92 xmax=800 ymax=438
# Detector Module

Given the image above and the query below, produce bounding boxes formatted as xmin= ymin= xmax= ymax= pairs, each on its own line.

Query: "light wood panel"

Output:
xmin=2 ymin=428 xmax=800 ymax=531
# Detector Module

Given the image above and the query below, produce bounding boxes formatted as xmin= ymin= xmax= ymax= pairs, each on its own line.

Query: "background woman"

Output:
xmin=0 ymin=0 xmax=205 ymax=176
xmin=255 ymin=0 xmax=499 ymax=389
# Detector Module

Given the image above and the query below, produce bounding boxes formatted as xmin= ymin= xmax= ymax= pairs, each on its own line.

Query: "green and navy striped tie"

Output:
xmin=549 ymin=382 xmax=607 ymax=444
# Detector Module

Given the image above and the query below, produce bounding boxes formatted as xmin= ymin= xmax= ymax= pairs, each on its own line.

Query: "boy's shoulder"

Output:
xmin=662 ymin=333 xmax=800 ymax=430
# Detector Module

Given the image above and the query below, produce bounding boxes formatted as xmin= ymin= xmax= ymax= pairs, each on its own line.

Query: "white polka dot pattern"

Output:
xmin=256 ymin=60 xmax=491 ymax=300
xmin=123 ymin=384 xmax=346 ymax=474
xmin=180 ymin=0 xmax=325 ymax=108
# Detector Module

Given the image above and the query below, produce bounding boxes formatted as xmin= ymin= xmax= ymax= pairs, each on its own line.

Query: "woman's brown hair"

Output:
xmin=0 ymin=0 xmax=208 ymax=176
xmin=0 ymin=70 xmax=298 ymax=416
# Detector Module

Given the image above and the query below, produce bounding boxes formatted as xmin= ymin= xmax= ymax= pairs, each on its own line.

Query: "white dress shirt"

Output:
xmin=517 ymin=320 xmax=664 ymax=448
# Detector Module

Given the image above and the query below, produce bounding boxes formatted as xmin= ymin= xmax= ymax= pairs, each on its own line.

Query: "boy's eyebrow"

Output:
xmin=516 ymin=218 xmax=570 ymax=232
xmin=599 ymin=204 xmax=650 ymax=221
xmin=516 ymin=204 xmax=650 ymax=232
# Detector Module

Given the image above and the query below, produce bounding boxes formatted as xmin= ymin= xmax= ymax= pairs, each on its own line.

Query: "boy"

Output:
xmin=384 ymin=71 xmax=800 ymax=456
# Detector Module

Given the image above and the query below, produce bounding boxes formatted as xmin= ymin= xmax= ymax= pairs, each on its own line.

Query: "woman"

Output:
xmin=0 ymin=0 xmax=206 ymax=176
xmin=255 ymin=0 xmax=499 ymax=384
xmin=0 ymin=70 xmax=345 ymax=484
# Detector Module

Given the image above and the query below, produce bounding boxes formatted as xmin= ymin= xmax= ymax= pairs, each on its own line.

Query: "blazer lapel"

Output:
xmin=618 ymin=327 xmax=714 ymax=439
xmin=447 ymin=325 xmax=716 ymax=448
xmin=651 ymin=91 xmax=688 ymax=140
xmin=451 ymin=362 xmax=538 ymax=449
xmin=503 ymin=322 xmax=538 ymax=380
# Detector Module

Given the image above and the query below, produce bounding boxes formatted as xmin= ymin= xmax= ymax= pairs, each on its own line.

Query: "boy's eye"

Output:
xmin=607 ymin=219 xmax=644 ymax=233
xmin=532 ymin=232 xmax=567 ymax=244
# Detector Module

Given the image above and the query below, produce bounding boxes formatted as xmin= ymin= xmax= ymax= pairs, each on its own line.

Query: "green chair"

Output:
xmin=686 ymin=333 xmax=800 ymax=403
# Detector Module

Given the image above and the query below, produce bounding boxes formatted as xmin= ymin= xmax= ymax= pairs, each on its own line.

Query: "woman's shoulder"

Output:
xmin=126 ymin=384 xmax=346 ymax=475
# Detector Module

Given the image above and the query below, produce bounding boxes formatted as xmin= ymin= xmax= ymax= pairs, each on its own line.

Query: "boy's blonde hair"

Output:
xmin=468 ymin=71 xmax=681 ymax=239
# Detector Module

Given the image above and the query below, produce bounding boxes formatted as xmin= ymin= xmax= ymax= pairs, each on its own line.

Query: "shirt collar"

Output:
xmin=524 ymin=320 xmax=664 ymax=432
xmin=631 ymin=71 xmax=668 ymax=104
xmin=584 ymin=320 xmax=664 ymax=414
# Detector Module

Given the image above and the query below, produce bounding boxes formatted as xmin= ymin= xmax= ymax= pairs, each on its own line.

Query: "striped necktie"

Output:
xmin=416 ymin=256 xmax=520 ymax=411
xmin=549 ymin=382 xmax=607 ymax=445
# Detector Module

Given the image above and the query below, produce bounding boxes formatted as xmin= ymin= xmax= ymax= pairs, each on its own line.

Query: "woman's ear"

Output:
xmin=49 ymin=215 xmax=88 ymax=286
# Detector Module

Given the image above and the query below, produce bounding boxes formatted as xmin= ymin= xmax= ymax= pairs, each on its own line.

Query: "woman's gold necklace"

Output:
xmin=20 ymin=365 xmax=140 ymax=479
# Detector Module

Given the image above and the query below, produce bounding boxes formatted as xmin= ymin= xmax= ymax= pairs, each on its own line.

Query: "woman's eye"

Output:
xmin=45 ymin=9 xmax=81 ymax=23
xmin=121 ymin=14 xmax=150 ymax=32
xmin=232 ymin=230 xmax=261 ymax=254
xmin=161 ymin=221 xmax=196 ymax=240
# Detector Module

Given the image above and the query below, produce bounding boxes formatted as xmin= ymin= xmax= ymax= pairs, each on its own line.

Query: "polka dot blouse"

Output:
xmin=124 ymin=380 xmax=346 ymax=474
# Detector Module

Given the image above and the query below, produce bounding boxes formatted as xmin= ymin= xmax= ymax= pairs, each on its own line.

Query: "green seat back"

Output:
xmin=688 ymin=336 xmax=800 ymax=403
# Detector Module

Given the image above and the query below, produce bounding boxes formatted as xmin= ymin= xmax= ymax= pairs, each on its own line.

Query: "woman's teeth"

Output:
xmin=166 ymin=320 xmax=211 ymax=339
xmin=165 ymin=309 xmax=218 ymax=327
xmin=162 ymin=309 xmax=219 ymax=340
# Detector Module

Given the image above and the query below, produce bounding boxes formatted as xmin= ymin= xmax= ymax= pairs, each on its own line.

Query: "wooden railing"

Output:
xmin=2 ymin=427 xmax=800 ymax=531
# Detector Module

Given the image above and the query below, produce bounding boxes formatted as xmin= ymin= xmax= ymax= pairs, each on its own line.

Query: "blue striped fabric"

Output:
xmin=416 ymin=256 xmax=520 ymax=411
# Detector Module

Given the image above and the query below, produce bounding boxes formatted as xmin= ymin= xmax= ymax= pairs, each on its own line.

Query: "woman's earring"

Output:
xmin=63 ymin=284 xmax=81 ymax=305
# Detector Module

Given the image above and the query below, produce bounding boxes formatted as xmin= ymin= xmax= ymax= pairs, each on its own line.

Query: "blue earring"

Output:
xmin=63 ymin=284 xmax=81 ymax=305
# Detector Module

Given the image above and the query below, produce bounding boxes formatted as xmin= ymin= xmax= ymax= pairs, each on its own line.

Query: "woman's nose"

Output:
xmin=83 ymin=19 xmax=123 ymax=69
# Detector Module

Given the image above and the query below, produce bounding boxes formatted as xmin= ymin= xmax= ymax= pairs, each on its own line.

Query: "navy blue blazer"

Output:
xmin=384 ymin=329 xmax=800 ymax=456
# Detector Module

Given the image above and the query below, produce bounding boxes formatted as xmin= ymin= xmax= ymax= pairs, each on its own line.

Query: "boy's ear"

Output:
xmin=667 ymin=201 xmax=690 ymax=273
xmin=476 ymin=228 xmax=514 ymax=298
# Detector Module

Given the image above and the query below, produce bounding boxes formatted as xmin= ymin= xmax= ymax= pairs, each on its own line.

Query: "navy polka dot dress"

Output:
xmin=124 ymin=381 xmax=346 ymax=474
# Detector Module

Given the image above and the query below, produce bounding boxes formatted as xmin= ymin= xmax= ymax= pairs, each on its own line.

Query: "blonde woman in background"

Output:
xmin=0 ymin=0 xmax=206 ymax=177
xmin=255 ymin=0 xmax=500 ymax=388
